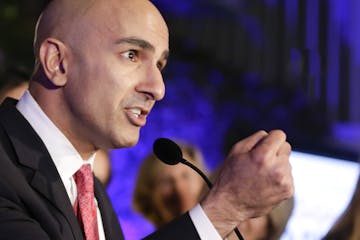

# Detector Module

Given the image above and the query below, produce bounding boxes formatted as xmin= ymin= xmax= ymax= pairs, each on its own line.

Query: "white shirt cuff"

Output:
xmin=189 ymin=203 xmax=222 ymax=240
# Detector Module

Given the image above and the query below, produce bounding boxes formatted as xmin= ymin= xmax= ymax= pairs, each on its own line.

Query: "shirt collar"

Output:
xmin=16 ymin=91 xmax=95 ymax=184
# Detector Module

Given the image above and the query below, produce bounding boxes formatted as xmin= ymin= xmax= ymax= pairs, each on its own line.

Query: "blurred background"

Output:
xmin=1 ymin=0 xmax=360 ymax=239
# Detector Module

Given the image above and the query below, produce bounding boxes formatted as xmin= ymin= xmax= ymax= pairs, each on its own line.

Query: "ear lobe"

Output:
xmin=39 ymin=38 xmax=68 ymax=86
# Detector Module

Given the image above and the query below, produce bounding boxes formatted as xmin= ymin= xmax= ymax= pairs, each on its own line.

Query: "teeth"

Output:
xmin=130 ymin=108 xmax=141 ymax=117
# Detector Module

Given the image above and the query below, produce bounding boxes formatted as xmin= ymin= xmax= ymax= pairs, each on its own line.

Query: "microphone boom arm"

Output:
xmin=180 ymin=159 xmax=244 ymax=240
xmin=181 ymin=159 xmax=213 ymax=189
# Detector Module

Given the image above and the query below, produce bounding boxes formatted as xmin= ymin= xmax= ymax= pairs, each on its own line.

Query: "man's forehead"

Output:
xmin=37 ymin=0 xmax=168 ymax=52
xmin=79 ymin=0 xmax=167 ymax=32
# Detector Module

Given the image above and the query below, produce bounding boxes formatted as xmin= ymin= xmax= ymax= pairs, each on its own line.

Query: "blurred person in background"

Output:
xmin=322 ymin=175 xmax=360 ymax=240
xmin=133 ymin=141 xmax=207 ymax=228
xmin=0 ymin=65 xmax=29 ymax=103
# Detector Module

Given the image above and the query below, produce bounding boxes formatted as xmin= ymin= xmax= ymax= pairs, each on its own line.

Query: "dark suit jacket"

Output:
xmin=0 ymin=99 xmax=201 ymax=240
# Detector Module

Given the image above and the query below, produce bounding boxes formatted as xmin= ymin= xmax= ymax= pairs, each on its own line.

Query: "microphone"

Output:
xmin=153 ymin=138 xmax=212 ymax=188
xmin=153 ymin=137 xmax=244 ymax=240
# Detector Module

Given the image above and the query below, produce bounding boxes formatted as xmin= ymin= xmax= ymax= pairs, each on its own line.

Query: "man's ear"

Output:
xmin=38 ymin=38 xmax=69 ymax=86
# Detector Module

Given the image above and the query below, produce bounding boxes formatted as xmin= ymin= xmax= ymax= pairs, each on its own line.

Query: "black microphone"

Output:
xmin=153 ymin=138 xmax=212 ymax=188
xmin=153 ymin=137 xmax=244 ymax=240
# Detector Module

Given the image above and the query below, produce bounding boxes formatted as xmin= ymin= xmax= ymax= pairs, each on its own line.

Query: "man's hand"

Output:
xmin=201 ymin=130 xmax=294 ymax=237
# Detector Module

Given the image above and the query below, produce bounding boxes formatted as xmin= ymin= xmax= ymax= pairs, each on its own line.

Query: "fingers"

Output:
xmin=277 ymin=141 xmax=291 ymax=156
xmin=250 ymin=130 xmax=288 ymax=163
xmin=232 ymin=130 xmax=268 ymax=153
xmin=232 ymin=129 xmax=287 ymax=155
xmin=254 ymin=129 xmax=286 ymax=152
xmin=244 ymin=129 xmax=293 ymax=201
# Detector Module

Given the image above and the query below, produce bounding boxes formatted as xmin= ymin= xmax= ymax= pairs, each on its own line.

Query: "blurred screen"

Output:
xmin=282 ymin=151 xmax=360 ymax=240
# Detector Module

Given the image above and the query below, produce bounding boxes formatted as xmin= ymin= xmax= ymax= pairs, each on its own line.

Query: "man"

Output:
xmin=0 ymin=0 xmax=294 ymax=239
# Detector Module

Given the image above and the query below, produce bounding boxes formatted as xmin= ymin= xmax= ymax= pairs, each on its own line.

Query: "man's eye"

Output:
xmin=157 ymin=62 xmax=163 ymax=71
xmin=123 ymin=50 xmax=138 ymax=62
xmin=157 ymin=61 xmax=167 ymax=72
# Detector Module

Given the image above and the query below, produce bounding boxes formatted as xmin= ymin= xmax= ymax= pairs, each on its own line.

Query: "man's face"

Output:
xmin=63 ymin=0 xmax=169 ymax=149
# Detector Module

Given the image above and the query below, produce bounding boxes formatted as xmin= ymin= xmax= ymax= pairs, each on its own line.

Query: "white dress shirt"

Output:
xmin=16 ymin=91 xmax=106 ymax=240
xmin=16 ymin=91 xmax=221 ymax=240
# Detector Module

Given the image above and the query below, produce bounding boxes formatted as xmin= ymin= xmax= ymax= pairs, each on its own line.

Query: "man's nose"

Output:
xmin=136 ymin=64 xmax=165 ymax=101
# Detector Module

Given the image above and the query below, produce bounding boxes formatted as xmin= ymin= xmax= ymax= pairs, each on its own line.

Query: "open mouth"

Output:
xmin=125 ymin=107 xmax=150 ymax=127
xmin=130 ymin=108 xmax=141 ymax=118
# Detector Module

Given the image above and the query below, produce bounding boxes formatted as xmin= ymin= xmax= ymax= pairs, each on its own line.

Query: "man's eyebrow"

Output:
xmin=161 ymin=49 xmax=170 ymax=62
xmin=115 ymin=37 xmax=155 ymax=51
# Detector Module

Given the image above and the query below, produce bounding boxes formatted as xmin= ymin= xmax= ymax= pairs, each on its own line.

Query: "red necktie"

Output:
xmin=73 ymin=164 xmax=99 ymax=240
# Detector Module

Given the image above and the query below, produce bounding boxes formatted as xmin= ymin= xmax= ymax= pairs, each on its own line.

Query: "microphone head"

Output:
xmin=153 ymin=138 xmax=183 ymax=165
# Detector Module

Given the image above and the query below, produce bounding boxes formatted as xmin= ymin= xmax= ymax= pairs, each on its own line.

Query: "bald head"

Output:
xmin=33 ymin=0 xmax=168 ymax=68
xmin=34 ymin=0 xmax=93 ymax=57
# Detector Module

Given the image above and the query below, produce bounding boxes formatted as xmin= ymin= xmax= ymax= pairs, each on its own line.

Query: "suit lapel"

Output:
xmin=94 ymin=181 xmax=111 ymax=237
xmin=94 ymin=179 xmax=124 ymax=240
xmin=0 ymin=100 xmax=83 ymax=239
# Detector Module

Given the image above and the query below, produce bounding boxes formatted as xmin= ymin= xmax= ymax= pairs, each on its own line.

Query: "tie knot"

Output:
xmin=74 ymin=164 xmax=94 ymax=194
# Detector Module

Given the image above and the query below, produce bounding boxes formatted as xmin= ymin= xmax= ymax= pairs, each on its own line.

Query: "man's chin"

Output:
xmin=112 ymin=133 xmax=140 ymax=148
